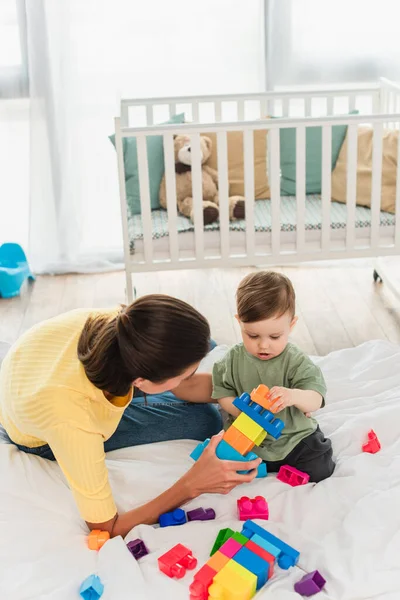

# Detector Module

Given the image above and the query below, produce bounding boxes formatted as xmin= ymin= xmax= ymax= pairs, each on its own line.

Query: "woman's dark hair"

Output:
xmin=77 ymin=294 xmax=210 ymax=396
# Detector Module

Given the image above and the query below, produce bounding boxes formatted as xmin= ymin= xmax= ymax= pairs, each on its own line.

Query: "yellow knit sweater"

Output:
xmin=0 ymin=308 xmax=131 ymax=523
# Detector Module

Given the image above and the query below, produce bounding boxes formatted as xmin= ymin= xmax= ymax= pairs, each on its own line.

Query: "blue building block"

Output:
xmin=241 ymin=520 xmax=300 ymax=570
xmin=79 ymin=574 xmax=104 ymax=600
xmin=159 ymin=508 xmax=187 ymax=527
xmin=233 ymin=393 xmax=284 ymax=439
xmin=0 ymin=243 xmax=35 ymax=299
xmin=250 ymin=533 xmax=281 ymax=559
xmin=232 ymin=545 xmax=269 ymax=590
xmin=190 ymin=438 xmax=267 ymax=478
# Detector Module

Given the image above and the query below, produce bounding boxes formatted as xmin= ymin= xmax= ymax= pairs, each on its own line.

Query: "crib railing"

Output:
xmin=115 ymin=83 xmax=400 ymax=302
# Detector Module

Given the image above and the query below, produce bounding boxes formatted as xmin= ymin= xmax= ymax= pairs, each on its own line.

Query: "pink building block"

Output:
xmin=237 ymin=495 xmax=269 ymax=521
xmin=218 ymin=537 xmax=243 ymax=558
xmin=277 ymin=465 xmax=310 ymax=486
xmin=362 ymin=429 xmax=381 ymax=454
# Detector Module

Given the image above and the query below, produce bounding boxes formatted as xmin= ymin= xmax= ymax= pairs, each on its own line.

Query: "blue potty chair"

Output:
xmin=0 ymin=243 xmax=35 ymax=298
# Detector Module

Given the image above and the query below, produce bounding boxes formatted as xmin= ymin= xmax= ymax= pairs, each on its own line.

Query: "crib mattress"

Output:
xmin=127 ymin=195 xmax=395 ymax=245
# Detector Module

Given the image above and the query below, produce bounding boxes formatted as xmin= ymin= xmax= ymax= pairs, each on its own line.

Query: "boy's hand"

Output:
xmin=268 ymin=386 xmax=294 ymax=412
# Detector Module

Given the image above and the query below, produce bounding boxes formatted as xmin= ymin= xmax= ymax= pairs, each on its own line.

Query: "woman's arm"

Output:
xmin=171 ymin=373 xmax=215 ymax=403
xmin=87 ymin=431 xmax=261 ymax=538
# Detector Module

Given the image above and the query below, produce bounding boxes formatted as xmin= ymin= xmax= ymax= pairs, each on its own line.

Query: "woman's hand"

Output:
xmin=183 ymin=431 xmax=262 ymax=497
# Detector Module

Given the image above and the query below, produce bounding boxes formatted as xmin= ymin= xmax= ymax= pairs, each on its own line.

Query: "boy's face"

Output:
xmin=237 ymin=311 xmax=297 ymax=360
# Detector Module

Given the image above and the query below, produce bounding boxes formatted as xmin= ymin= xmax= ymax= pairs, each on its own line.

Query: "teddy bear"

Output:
xmin=159 ymin=135 xmax=245 ymax=225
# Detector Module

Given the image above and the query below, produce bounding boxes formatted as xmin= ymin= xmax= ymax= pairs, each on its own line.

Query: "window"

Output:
xmin=0 ymin=0 xmax=28 ymax=97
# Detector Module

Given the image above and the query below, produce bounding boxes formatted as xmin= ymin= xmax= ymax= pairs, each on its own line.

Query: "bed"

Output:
xmin=1 ymin=341 xmax=400 ymax=600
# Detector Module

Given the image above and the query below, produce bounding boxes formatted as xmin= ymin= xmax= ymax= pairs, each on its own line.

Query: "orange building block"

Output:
xmin=250 ymin=384 xmax=279 ymax=414
xmin=207 ymin=550 xmax=231 ymax=573
xmin=88 ymin=529 xmax=110 ymax=551
xmin=223 ymin=425 xmax=255 ymax=455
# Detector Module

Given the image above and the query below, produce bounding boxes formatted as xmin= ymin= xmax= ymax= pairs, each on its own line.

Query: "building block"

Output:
xmin=232 ymin=546 xmax=269 ymax=590
xmin=126 ymin=538 xmax=148 ymax=559
xmin=225 ymin=561 xmax=257 ymax=596
xmin=294 ymin=570 xmax=326 ymax=596
xmin=189 ymin=564 xmax=217 ymax=600
xmin=241 ymin=520 xmax=299 ymax=570
xmin=233 ymin=394 xmax=284 ymax=439
xmin=250 ymin=384 xmax=279 ymax=414
xmin=237 ymin=496 xmax=269 ymax=521
xmin=277 ymin=465 xmax=310 ymax=486
xmin=223 ymin=425 xmax=255 ymax=455
xmin=87 ymin=530 xmax=110 ymax=551
xmin=249 ymin=533 xmax=280 ymax=559
xmin=158 ymin=543 xmax=197 ymax=578
xmin=210 ymin=528 xmax=235 ymax=556
xmin=207 ymin=550 xmax=231 ymax=572
xmin=233 ymin=412 xmax=267 ymax=444
xmin=187 ymin=507 xmax=216 ymax=521
xmin=190 ymin=438 xmax=267 ymax=478
xmin=208 ymin=563 xmax=255 ymax=600
xmin=244 ymin=539 xmax=275 ymax=579
xmin=362 ymin=429 xmax=381 ymax=454
xmin=218 ymin=538 xmax=243 ymax=559
xmin=231 ymin=531 xmax=250 ymax=546
xmin=79 ymin=574 xmax=104 ymax=600
xmin=0 ymin=243 xmax=35 ymax=299
xmin=159 ymin=508 xmax=187 ymax=527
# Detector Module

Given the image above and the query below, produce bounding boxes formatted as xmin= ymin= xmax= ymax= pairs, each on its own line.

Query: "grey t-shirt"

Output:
xmin=212 ymin=342 xmax=327 ymax=461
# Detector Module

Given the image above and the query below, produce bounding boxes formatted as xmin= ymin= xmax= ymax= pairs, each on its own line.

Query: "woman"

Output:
xmin=0 ymin=294 xmax=260 ymax=538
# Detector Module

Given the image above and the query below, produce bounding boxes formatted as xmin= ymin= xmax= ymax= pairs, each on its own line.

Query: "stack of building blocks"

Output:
xmin=159 ymin=508 xmax=187 ymax=527
xmin=237 ymin=496 xmax=269 ymax=521
xmin=87 ymin=530 xmax=110 ymax=551
xmin=277 ymin=465 xmax=310 ymax=486
xmin=362 ymin=429 xmax=381 ymax=454
xmin=190 ymin=385 xmax=284 ymax=478
xmin=187 ymin=507 xmax=216 ymax=521
xmin=158 ymin=543 xmax=197 ymax=579
xmin=79 ymin=574 xmax=104 ymax=600
xmin=189 ymin=519 xmax=299 ymax=600
xmin=294 ymin=570 xmax=326 ymax=596
xmin=127 ymin=538 xmax=149 ymax=559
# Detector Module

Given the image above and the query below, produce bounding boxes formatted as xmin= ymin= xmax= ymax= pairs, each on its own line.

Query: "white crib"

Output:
xmin=114 ymin=78 xmax=400 ymax=302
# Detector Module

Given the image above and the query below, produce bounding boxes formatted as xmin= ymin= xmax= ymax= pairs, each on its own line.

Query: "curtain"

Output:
xmin=266 ymin=0 xmax=400 ymax=88
xmin=21 ymin=0 xmax=265 ymax=273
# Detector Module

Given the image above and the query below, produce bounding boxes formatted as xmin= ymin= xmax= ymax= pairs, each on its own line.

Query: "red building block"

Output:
xmin=87 ymin=530 xmax=110 ymax=551
xmin=362 ymin=429 xmax=381 ymax=454
xmin=244 ymin=539 xmax=275 ymax=579
xmin=158 ymin=543 xmax=197 ymax=579
xmin=189 ymin=564 xmax=217 ymax=600
xmin=237 ymin=495 xmax=269 ymax=521
xmin=276 ymin=465 xmax=310 ymax=486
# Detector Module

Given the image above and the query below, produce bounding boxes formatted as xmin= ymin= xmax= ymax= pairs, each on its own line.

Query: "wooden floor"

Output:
xmin=1 ymin=260 xmax=400 ymax=355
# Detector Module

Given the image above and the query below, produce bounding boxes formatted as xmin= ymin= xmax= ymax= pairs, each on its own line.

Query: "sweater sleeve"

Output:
xmin=211 ymin=351 xmax=238 ymax=400
xmin=46 ymin=424 xmax=117 ymax=523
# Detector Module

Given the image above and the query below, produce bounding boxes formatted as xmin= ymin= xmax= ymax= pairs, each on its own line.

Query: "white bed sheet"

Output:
xmin=1 ymin=340 xmax=400 ymax=600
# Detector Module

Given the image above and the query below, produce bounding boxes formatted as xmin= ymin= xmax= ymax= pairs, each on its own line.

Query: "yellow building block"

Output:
xmin=208 ymin=561 xmax=255 ymax=600
xmin=225 ymin=561 xmax=257 ymax=596
xmin=233 ymin=413 xmax=267 ymax=445
xmin=207 ymin=550 xmax=231 ymax=573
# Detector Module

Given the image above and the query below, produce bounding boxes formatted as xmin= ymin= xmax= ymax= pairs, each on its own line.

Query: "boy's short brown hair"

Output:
xmin=236 ymin=271 xmax=295 ymax=322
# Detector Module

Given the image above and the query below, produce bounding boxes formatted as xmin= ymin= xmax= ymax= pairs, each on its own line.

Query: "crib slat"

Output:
xmin=349 ymin=94 xmax=356 ymax=112
xmin=238 ymin=100 xmax=245 ymax=121
xmin=136 ymin=135 xmax=154 ymax=264
xmin=217 ymin=130 xmax=230 ymax=260
xmin=215 ymin=101 xmax=222 ymax=122
xmin=190 ymin=133 xmax=204 ymax=260
xmin=169 ymin=103 xmax=176 ymax=118
xmin=282 ymin=98 xmax=290 ymax=117
xmin=370 ymin=122 xmax=383 ymax=249
xmin=295 ymin=125 xmax=306 ymax=253
xmin=260 ymin=98 xmax=268 ymax=118
xmin=396 ymin=123 xmax=400 ymax=248
xmin=327 ymin=96 xmax=334 ymax=116
xmin=121 ymin=104 xmax=129 ymax=127
xmin=243 ymin=129 xmax=255 ymax=259
xmin=321 ymin=125 xmax=332 ymax=250
xmin=305 ymin=97 xmax=312 ymax=117
xmin=192 ymin=102 xmax=199 ymax=122
xmin=345 ymin=125 xmax=358 ymax=250
xmin=146 ymin=105 xmax=153 ymax=126
xmin=163 ymin=133 xmax=179 ymax=263
xmin=269 ymin=128 xmax=281 ymax=256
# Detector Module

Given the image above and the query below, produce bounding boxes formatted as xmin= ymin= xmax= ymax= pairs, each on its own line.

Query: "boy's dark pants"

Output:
xmin=266 ymin=426 xmax=335 ymax=483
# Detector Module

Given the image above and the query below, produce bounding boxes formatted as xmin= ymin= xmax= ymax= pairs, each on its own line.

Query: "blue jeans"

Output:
xmin=1 ymin=394 xmax=222 ymax=461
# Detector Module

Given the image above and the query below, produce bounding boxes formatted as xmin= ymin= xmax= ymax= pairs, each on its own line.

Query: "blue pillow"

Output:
xmin=110 ymin=113 xmax=185 ymax=215
xmin=279 ymin=111 xmax=358 ymax=195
